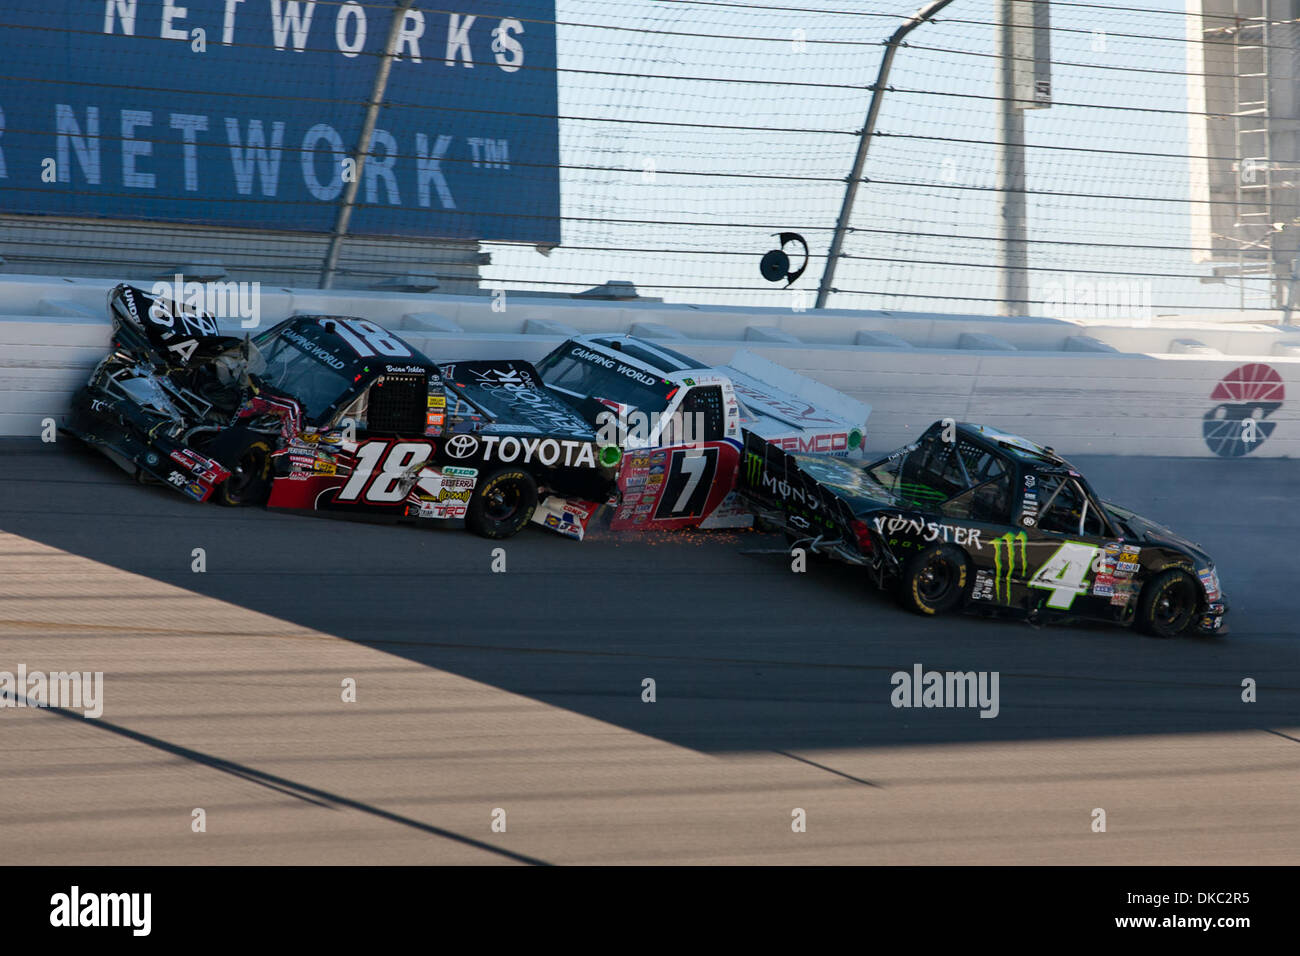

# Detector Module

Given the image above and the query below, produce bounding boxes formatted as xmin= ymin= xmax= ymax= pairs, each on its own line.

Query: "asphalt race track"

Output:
xmin=0 ymin=437 xmax=1296 ymax=864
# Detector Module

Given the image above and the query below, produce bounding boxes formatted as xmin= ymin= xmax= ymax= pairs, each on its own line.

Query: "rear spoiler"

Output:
xmin=721 ymin=350 xmax=871 ymax=431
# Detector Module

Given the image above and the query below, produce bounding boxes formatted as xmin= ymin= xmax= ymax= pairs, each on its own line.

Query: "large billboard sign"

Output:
xmin=0 ymin=1 xmax=561 ymax=244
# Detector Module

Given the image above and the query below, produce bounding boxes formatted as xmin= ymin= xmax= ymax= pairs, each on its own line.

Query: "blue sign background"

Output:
xmin=0 ymin=1 xmax=560 ymax=243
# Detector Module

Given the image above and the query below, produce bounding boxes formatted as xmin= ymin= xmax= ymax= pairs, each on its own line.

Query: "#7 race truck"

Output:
xmin=533 ymin=334 xmax=871 ymax=534
xmin=66 ymin=284 xmax=621 ymax=539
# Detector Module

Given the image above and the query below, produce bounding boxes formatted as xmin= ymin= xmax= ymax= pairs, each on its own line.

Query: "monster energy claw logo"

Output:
xmin=745 ymin=452 xmax=763 ymax=485
xmin=990 ymin=531 xmax=1028 ymax=602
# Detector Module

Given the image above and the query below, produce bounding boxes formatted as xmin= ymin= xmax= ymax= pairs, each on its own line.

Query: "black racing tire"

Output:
xmin=1135 ymin=568 xmax=1200 ymax=638
xmin=896 ymin=544 xmax=969 ymax=616
xmin=466 ymin=469 xmax=538 ymax=539
xmin=213 ymin=435 xmax=272 ymax=507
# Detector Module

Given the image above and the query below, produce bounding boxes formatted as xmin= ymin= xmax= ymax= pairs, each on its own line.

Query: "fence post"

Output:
xmin=320 ymin=0 xmax=416 ymax=289
xmin=816 ymin=0 xmax=958 ymax=309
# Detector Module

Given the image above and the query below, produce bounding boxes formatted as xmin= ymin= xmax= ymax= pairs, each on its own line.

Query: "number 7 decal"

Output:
xmin=1028 ymin=541 xmax=1100 ymax=609
xmin=654 ymin=447 xmax=719 ymax=520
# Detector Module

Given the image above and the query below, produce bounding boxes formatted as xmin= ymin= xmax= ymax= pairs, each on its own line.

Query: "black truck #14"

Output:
xmin=736 ymin=420 xmax=1228 ymax=637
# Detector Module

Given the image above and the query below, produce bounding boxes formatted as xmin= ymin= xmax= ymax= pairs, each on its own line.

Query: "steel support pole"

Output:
xmin=815 ymin=0 xmax=958 ymax=309
xmin=996 ymin=0 xmax=1030 ymax=316
xmin=320 ymin=0 xmax=415 ymax=289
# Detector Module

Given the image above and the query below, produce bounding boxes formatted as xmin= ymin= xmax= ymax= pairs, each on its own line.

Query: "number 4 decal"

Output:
xmin=1029 ymin=541 xmax=1100 ymax=609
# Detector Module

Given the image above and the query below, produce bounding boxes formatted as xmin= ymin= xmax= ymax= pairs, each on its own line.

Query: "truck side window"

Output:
xmin=1038 ymin=478 xmax=1086 ymax=535
xmin=940 ymin=469 xmax=1010 ymax=523
xmin=661 ymin=386 xmax=725 ymax=444
xmin=1079 ymin=484 xmax=1108 ymax=537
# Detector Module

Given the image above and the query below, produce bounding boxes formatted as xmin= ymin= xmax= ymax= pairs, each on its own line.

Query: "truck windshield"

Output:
xmin=865 ymin=437 xmax=949 ymax=507
xmin=256 ymin=332 xmax=354 ymax=422
xmin=865 ymin=434 xmax=1012 ymax=512
xmin=537 ymin=345 xmax=676 ymax=414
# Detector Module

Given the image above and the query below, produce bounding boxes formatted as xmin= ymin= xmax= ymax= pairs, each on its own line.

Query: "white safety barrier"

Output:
xmin=0 ymin=275 xmax=1296 ymax=458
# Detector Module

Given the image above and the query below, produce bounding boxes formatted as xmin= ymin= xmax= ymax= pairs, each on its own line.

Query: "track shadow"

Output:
xmin=2 ymin=438 xmax=1297 ymax=753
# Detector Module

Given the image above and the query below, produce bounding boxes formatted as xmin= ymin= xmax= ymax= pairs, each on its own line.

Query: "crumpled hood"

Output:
xmin=439 ymin=359 xmax=598 ymax=439
xmin=1104 ymin=501 xmax=1214 ymax=566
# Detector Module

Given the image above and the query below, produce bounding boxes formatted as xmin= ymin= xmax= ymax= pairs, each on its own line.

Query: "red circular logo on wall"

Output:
xmin=1203 ymin=363 xmax=1285 ymax=457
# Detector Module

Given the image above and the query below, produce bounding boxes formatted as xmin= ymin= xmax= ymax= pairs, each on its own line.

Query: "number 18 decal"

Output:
xmin=323 ymin=318 xmax=411 ymax=358
xmin=653 ymin=447 xmax=719 ymax=520
xmin=1029 ymin=541 xmax=1100 ymax=609
xmin=338 ymin=440 xmax=432 ymax=503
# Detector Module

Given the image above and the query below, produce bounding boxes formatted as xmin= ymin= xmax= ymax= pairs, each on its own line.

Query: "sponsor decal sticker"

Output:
xmin=445 ymin=434 xmax=480 ymax=459
xmin=990 ymin=531 xmax=1028 ymax=602
xmin=872 ymin=514 xmax=983 ymax=550
xmin=768 ymin=432 xmax=851 ymax=455
xmin=1198 ymin=567 xmax=1221 ymax=601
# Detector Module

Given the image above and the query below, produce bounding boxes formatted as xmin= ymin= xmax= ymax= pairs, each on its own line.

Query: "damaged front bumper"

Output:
xmin=1195 ymin=599 xmax=1229 ymax=636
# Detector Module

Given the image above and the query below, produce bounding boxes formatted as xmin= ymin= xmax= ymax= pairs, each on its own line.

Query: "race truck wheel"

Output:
xmin=466 ymin=469 xmax=538 ymax=539
xmin=896 ymin=544 xmax=968 ymax=616
xmin=1135 ymin=569 xmax=1199 ymax=638
xmin=214 ymin=436 xmax=272 ymax=507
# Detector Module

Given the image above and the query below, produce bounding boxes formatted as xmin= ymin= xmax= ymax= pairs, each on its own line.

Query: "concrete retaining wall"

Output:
xmin=1 ymin=275 xmax=1295 ymax=458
